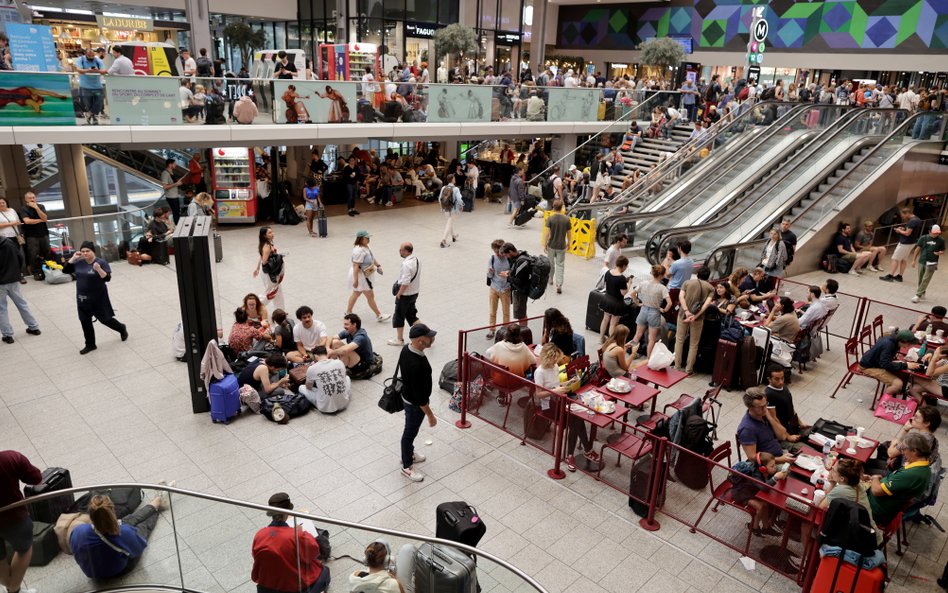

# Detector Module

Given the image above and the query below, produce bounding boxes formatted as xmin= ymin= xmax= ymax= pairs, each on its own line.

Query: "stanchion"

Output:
xmin=456 ymin=338 xmax=471 ymax=429
xmin=547 ymin=395 xmax=566 ymax=480
xmin=639 ymin=436 xmax=665 ymax=532
xmin=799 ymin=528 xmax=822 ymax=590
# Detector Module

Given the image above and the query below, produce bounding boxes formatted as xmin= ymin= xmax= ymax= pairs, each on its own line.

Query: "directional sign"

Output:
xmin=753 ymin=19 xmax=769 ymax=43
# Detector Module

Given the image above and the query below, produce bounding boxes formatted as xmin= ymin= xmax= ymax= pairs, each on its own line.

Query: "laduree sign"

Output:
xmin=96 ymin=15 xmax=154 ymax=32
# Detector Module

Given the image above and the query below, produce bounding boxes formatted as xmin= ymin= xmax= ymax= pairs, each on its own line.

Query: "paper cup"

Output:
xmin=834 ymin=435 xmax=845 ymax=448
xmin=856 ymin=426 xmax=865 ymax=438
xmin=813 ymin=490 xmax=826 ymax=505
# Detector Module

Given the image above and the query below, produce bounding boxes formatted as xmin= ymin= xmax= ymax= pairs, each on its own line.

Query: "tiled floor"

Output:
xmin=2 ymin=198 xmax=945 ymax=593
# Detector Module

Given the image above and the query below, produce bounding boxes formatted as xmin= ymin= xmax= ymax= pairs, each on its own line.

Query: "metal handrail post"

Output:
xmin=639 ymin=436 xmax=665 ymax=532
xmin=547 ymin=394 xmax=566 ymax=480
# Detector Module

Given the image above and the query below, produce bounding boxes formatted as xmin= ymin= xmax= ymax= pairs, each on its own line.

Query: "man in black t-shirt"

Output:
xmin=834 ymin=223 xmax=871 ymax=275
xmin=882 ymin=207 xmax=921 ymax=282
xmin=764 ymin=367 xmax=809 ymax=442
xmin=274 ymin=51 xmax=297 ymax=80
xmin=19 ymin=191 xmax=49 ymax=276
xmin=398 ymin=324 xmax=437 ymax=482
xmin=780 ymin=218 xmax=797 ymax=267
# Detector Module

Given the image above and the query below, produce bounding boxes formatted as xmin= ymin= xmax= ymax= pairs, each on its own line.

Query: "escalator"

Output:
xmin=704 ymin=110 xmax=946 ymax=278
xmin=590 ymin=103 xmax=839 ymax=249
xmin=643 ymin=108 xmax=903 ymax=265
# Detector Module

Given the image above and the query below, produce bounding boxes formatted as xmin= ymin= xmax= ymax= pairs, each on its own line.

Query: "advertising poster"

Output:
xmin=6 ymin=23 xmax=58 ymax=72
xmin=272 ymin=80 xmax=359 ymax=124
xmin=0 ymin=72 xmax=76 ymax=125
xmin=107 ymin=76 xmax=180 ymax=125
xmin=546 ymin=88 xmax=600 ymax=122
xmin=426 ymin=84 xmax=492 ymax=123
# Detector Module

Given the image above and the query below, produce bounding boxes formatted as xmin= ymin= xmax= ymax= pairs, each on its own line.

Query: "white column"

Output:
xmin=528 ymin=0 xmax=547 ymax=76
xmin=184 ymin=0 xmax=214 ymax=57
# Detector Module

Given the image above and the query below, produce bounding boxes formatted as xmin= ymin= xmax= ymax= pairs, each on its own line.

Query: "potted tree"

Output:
xmin=433 ymin=23 xmax=478 ymax=77
xmin=223 ymin=22 xmax=267 ymax=72
xmin=638 ymin=37 xmax=685 ymax=87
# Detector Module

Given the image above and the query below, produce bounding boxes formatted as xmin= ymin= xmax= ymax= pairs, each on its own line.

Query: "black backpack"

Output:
xmin=528 ymin=255 xmax=551 ymax=300
xmin=196 ymin=56 xmax=213 ymax=76
xmin=542 ymin=176 xmax=558 ymax=202
xmin=819 ymin=498 xmax=878 ymax=556
xmin=760 ymin=86 xmax=777 ymax=101
xmin=261 ymin=392 xmax=310 ymax=422
xmin=681 ymin=415 xmax=714 ymax=456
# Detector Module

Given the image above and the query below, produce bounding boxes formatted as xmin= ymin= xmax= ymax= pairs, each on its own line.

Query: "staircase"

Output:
xmin=613 ymin=123 xmax=695 ymax=190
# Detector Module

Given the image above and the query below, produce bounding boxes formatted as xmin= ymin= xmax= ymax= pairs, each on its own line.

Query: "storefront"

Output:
xmin=404 ymin=22 xmax=442 ymax=70
xmin=607 ymin=62 xmax=637 ymax=80
xmin=494 ymin=31 xmax=521 ymax=75
xmin=30 ymin=10 xmax=188 ymax=62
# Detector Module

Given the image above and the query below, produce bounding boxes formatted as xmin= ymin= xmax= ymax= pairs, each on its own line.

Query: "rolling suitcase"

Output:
xmin=316 ymin=208 xmax=328 ymax=237
xmin=435 ymin=502 xmax=486 ymax=547
xmin=711 ymin=339 xmax=737 ymax=389
xmin=811 ymin=556 xmax=885 ymax=593
xmin=152 ymin=240 xmax=170 ymax=265
xmin=739 ymin=335 xmax=758 ymax=389
xmin=208 ymin=374 xmax=241 ymax=424
xmin=461 ymin=188 xmax=474 ymax=212
xmin=414 ymin=542 xmax=478 ymax=593
xmin=3 ymin=521 xmax=58 ymax=566
xmin=24 ymin=468 xmax=74 ymax=524
xmin=213 ymin=232 xmax=223 ymax=263
xmin=586 ymin=289 xmax=607 ymax=331
xmin=514 ymin=206 xmax=535 ymax=226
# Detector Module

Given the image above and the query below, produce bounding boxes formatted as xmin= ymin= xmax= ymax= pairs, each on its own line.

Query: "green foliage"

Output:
xmin=223 ymin=22 xmax=267 ymax=70
xmin=638 ymin=37 xmax=686 ymax=74
xmin=433 ymin=23 xmax=478 ymax=65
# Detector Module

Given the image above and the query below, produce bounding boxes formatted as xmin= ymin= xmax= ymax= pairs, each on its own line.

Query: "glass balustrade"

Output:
xmin=0 ymin=484 xmax=549 ymax=593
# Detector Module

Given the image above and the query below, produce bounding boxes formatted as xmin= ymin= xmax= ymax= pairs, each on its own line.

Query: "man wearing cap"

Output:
xmin=398 ymin=324 xmax=437 ymax=482
xmin=252 ymin=493 xmax=330 ymax=593
xmin=911 ymin=224 xmax=945 ymax=303
xmin=858 ymin=330 xmax=922 ymax=396
xmin=388 ymin=243 xmax=420 ymax=347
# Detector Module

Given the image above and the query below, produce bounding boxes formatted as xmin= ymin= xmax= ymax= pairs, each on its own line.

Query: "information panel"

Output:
xmin=107 ymin=76 xmax=181 ymax=125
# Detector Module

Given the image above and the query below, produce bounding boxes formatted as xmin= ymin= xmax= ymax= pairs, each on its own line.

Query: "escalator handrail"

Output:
xmin=594 ymin=103 xmax=818 ymax=240
xmin=528 ymin=91 xmax=680 ymax=186
xmin=702 ymin=110 xmax=947 ymax=273
xmin=569 ymin=99 xmax=795 ymax=218
xmin=86 ymin=144 xmax=189 ymax=180
xmin=645 ymin=107 xmax=910 ymax=264
xmin=46 ymin=195 xmax=166 ymax=226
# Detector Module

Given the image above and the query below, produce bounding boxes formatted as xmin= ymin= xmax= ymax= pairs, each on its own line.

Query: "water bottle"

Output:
xmin=822 ymin=439 xmax=831 ymax=457
xmin=141 ymin=109 xmax=149 ymax=126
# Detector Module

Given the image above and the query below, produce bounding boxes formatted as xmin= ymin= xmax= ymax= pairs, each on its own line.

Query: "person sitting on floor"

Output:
xmin=866 ymin=432 xmax=933 ymax=528
xmin=288 ymin=305 xmax=328 ymax=364
xmin=252 ymin=493 xmax=330 ymax=593
xmin=858 ymin=329 xmax=921 ymax=396
xmin=136 ymin=206 xmax=173 ymax=263
xmin=270 ymin=309 xmax=295 ymax=355
xmin=729 ymin=451 xmax=788 ymax=537
xmin=70 ymin=491 xmax=166 ymax=579
xmin=228 ymin=308 xmax=260 ymax=355
xmin=299 ymin=345 xmax=351 ymax=414
xmin=486 ymin=323 xmax=536 ymax=377
xmin=348 ymin=540 xmax=416 ymax=593
xmin=328 ymin=313 xmax=378 ymax=379
xmin=238 ymin=352 xmax=290 ymax=399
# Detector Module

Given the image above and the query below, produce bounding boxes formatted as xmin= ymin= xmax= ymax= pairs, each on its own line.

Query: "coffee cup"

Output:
xmin=834 ymin=435 xmax=845 ymax=448
xmin=856 ymin=426 xmax=865 ymax=439
xmin=938 ymin=330 xmax=945 ymax=338
xmin=813 ymin=490 xmax=826 ymax=505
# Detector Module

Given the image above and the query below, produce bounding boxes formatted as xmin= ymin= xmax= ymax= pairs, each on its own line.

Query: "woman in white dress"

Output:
xmin=346 ymin=230 xmax=391 ymax=322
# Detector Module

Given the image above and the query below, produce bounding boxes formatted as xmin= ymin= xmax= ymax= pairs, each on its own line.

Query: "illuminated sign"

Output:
xmin=495 ymin=31 xmax=521 ymax=45
xmin=96 ymin=15 xmax=154 ymax=31
xmin=405 ymin=22 xmax=442 ymax=39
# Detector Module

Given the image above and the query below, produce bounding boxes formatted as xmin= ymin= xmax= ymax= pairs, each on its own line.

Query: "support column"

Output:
xmin=0 ymin=146 xmax=31 ymax=208
xmin=528 ymin=0 xmax=547 ymax=77
xmin=55 ymin=144 xmax=95 ymax=249
xmin=184 ymin=0 xmax=214 ymax=58
xmin=550 ymin=133 xmax=577 ymax=169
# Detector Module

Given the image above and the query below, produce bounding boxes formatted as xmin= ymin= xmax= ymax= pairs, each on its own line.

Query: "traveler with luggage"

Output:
xmin=0 ymin=450 xmax=42 ymax=593
xmin=500 ymin=243 xmax=531 ymax=321
xmin=508 ymin=167 xmax=527 ymax=227
xmin=397 ymin=324 xmax=438 ymax=482
xmin=66 ymin=242 xmax=129 ymax=355
xmin=252 ymin=493 xmax=330 ymax=593
xmin=70 ymin=491 xmax=166 ymax=579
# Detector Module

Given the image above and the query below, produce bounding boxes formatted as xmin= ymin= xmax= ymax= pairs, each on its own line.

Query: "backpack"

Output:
xmin=719 ymin=316 xmax=745 ymax=343
xmin=737 ymin=86 xmax=749 ymax=101
xmin=508 ymin=253 xmax=534 ymax=292
xmin=261 ymin=392 xmax=310 ymax=422
xmin=819 ymin=498 xmax=878 ymax=557
xmin=439 ymin=359 xmax=458 ymax=393
xmin=196 ymin=56 xmax=213 ymax=77
xmin=681 ymin=415 xmax=714 ymax=456
xmin=439 ymin=185 xmax=457 ymax=211
xmin=760 ymin=86 xmax=776 ymax=101
xmin=528 ymin=255 xmax=551 ymax=300
xmin=704 ymin=85 xmax=717 ymax=102
xmin=799 ymin=88 xmax=811 ymax=102
xmin=541 ymin=176 xmax=558 ymax=202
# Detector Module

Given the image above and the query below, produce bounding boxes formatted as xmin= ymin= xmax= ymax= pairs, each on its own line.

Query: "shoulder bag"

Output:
xmin=379 ymin=358 xmax=405 ymax=413
xmin=392 ymin=258 xmax=419 ymax=296
xmin=1 ymin=211 xmax=24 ymax=245
xmin=362 ymin=248 xmax=378 ymax=276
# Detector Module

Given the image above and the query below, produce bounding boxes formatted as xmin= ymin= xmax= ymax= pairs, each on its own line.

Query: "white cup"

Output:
xmin=813 ymin=490 xmax=826 ymax=505
xmin=856 ymin=426 xmax=865 ymax=438
xmin=834 ymin=435 xmax=845 ymax=448
xmin=939 ymin=330 xmax=945 ymax=338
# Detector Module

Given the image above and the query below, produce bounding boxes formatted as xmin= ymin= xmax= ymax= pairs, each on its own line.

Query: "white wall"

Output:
xmin=99 ymin=0 xmax=298 ymax=21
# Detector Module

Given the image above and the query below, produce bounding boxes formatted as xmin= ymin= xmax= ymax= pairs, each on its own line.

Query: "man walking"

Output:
xmin=881 ymin=207 xmax=922 ymax=282
xmin=398 ymin=324 xmax=437 ymax=482
xmin=19 ymin=192 xmax=49 ymax=278
xmin=502 ymin=243 xmax=532 ymax=322
xmin=388 ymin=243 xmax=420 ymax=347
xmin=0 ymin=450 xmax=43 ymax=593
xmin=0 ymin=237 xmax=41 ymax=344
xmin=911 ymin=224 xmax=945 ymax=303
xmin=544 ymin=199 xmax=571 ymax=294
xmin=160 ymin=159 xmax=185 ymax=223
xmin=508 ymin=166 xmax=527 ymax=227
xmin=674 ymin=265 xmax=713 ymax=374
xmin=439 ymin=174 xmax=462 ymax=248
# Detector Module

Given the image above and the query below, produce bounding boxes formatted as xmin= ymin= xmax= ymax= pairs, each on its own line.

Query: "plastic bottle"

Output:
xmin=822 ymin=439 xmax=832 ymax=457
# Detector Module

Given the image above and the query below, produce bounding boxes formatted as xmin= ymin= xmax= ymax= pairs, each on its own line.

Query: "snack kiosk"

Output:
xmin=211 ymin=147 xmax=256 ymax=223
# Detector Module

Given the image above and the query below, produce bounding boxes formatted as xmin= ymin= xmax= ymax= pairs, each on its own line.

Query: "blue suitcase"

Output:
xmin=209 ymin=374 xmax=240 ymax=424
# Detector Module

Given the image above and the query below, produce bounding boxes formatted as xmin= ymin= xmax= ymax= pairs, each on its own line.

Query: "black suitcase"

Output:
xmin=3 ymin=521 xmax=58 ymax=566
xmin=153 ymin=240 xmax=170 ymax=265
xmin=586 ymin=289 xmax=606 ymax=331
xmin=439 ymin=360 xmax=458 ymax=393
xmin=739 ymin=335 xmax=758 ymax=389
xmin=712 ymin=339 xmax=737 ymax=389
xmin=317 ymin=208 xmax=328 ymax=237
xmin=24 ymin=467 xmax=73 ymax=524
xmin=414 ymin=542 xmax=477 ymax=593
xmin=213 ymin=232 xmax=223 ymax=263
xmin=514 ymin=207 xmax=535 ymax=226
xmin=435 ymin=502 xmax=486 ymax=547
xmin=461 ymin=188 xmax=474 ymax=212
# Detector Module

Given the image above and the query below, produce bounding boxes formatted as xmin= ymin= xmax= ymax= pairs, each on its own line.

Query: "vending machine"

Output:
xmin=211 ymin=147 xmax=256 ymax=224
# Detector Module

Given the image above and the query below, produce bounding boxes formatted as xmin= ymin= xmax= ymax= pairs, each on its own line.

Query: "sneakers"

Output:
xmin=894 ymin=275 xmax=903 ymax=282
xmin=412 ymin=452 xmax=426 ymax=464
xmin=880 ymin=274 xmax=894 ymax=282
xmin=401 ymin=467 xmax=424 ymax=482
xmin=848 ymin=269 xmax=861 ymax=276
xmin=440 ymin=241 xmax=447 ymax=248
xmin=120 ymin=325 xmax=129 ymax=341
xmin=26 ymin=328 xmax=41 ymax=336
xmin=485 ymin=332 xmax=495 ymax=340
xmin=387 ymin=339 xmax=404 ymax=347
xmin=377 ymin=313 xmax=392 ymax=322
xmin=79 ymin=345 xmax=97 ymax=355
xmin=2 ymin=336 xmax=12 ymax=344
xmin=912 ymin=295 xmax=923 ymax=303
xmin=566 ymin=455 xmax=576 ymax=472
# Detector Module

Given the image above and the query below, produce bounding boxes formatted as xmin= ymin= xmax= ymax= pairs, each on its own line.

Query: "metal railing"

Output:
xmin=0 ymin=483 xmax=550 ymax=593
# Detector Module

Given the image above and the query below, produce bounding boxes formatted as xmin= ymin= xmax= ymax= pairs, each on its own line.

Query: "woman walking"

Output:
xmin=346 ymin=230 xmax=390 ymax=322
xmin=253 ymin=226 xmax=285 ymax=311
xmin=66 ymin=241 xmax=128 ymax=355
xmin=760 ymin=226 xmax=788 ymax=292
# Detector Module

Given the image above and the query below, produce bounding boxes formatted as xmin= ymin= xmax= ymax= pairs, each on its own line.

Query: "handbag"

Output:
xmin=378 ymin=359 xmax=405 ymax=414
xmin=2 ymin=211 xmax=24 ymax=245
xmin=874 ymin=393 xmax=917 ymax=424
xmin=362 ymin=248 xmax=378 ymax=276
xmin=392 ymin=258 xmax=419 ymax=297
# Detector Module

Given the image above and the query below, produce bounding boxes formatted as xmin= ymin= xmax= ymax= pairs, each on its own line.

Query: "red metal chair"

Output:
xmin=690 ymin=442 xmax=756 ymax=556
xmin=565 ymin=355 xmax=590 ymax=381
xmin=858 ymin=325 xmax=874 ymax=357
xmin=830 ymin=337 xmax=883 ymax=404
xmin=871 ymin=314 xmax=884 ymax=344
xmin=596 ymin=430 xmax=653 ymax=478
xmin=662 ymin=393 xmax=695 ymax=416
xmin=820 ymin=305 xmax=839 ymax=351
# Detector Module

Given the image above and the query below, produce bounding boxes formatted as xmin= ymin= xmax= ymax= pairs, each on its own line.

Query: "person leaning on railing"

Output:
xmin=252 ymin=493 xmax=330 ymax=593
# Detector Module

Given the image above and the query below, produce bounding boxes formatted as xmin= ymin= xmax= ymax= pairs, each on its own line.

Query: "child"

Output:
xmin=729 ymin=451 xmax=788 ymax=536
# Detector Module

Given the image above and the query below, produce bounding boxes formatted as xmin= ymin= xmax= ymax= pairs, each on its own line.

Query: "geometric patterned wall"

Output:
xmin=556 ymin=0 xmax=948 ymax=53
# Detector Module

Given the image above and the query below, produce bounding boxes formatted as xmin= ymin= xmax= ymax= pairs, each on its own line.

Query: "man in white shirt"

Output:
xmin=465 ymin=161 xmax=479 ymax=190
xmin=662 ymin=106 xmax=681 ymax=139
xmin=797 ymin=285 xmax=828 ymax=331
xmin=898 ymin=86 xmax=918 ymax=112
xmin=362 ymin=66 xmax=379 ymax=105
xmin=526 ymin=91 xmax=545 ymax=121
xmin=689 ymin=119 xmax=708 ymax=142
xmin=107 ymin=46 xmax=134 ymax=76
xmin=288 ymin=305 xmax=328 ymax=363
xmin=564 ymin=69 xmax=578 ymax=88
xmin=389 ymin=243 xmax=421 ymax=346
xmin=179 ymin=48 xmax=196 ymax=80
xmin=299 ymin=345 xmax=351 ymax=414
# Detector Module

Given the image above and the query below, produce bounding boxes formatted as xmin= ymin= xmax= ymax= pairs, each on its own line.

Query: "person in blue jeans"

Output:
xmin=75 ymin=47 xmax=104 ymax=125
xmin=398 ymin=324 xmax=437 ymax=483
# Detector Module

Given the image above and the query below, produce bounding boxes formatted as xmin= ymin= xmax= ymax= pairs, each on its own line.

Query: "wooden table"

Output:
xmin=633 ymin=366 xmax=688 ymax=391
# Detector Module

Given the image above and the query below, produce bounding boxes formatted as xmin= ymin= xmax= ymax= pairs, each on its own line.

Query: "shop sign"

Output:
xmin=611 ymin=63 xmax=629 ymax=69
xmin=495 ymin=31 xmax=521 ymax=45
xmin=405 ymin=22 xmax=442 ymax=39
xmin=96 ymin=15 xmax=154 ymax=32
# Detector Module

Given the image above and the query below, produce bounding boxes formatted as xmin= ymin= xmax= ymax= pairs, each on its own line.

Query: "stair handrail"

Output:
xmin=645 ymin=107 xmax=909 ymax=264
xmin=0 ymin=482 xmax=551 ymax=593
xmin=702 ymin=110 xmax=948 ymax=277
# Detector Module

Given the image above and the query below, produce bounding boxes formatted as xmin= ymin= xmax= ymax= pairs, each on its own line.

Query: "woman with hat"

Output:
xmin=65 ymin=241 xmax=128 ymax=355
xmin=346 ymin=230 xmax=390 ymax=323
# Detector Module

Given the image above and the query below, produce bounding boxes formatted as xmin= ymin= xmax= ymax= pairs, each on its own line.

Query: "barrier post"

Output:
xmin=639 ymin=436 xmax=665 ymax=532
xmin=456 ymin=337 xmax=471 ymax=429
xmin=547 ymin=394 xmax=566 ymax=480
xmin=800 ymin=531 xmax=822 ymax=590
